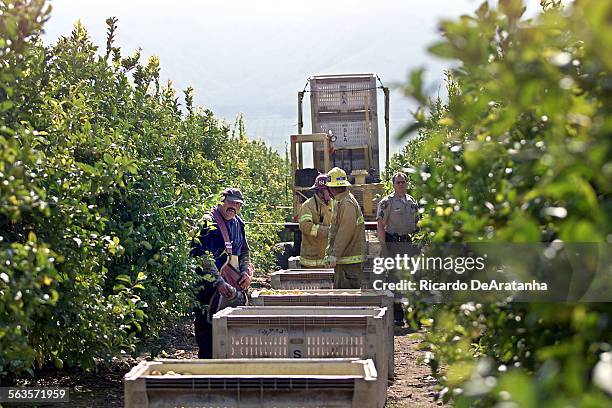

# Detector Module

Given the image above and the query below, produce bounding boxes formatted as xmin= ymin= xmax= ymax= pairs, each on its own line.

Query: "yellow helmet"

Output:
xmin=326 ymin=167 xmax=351 ymax=187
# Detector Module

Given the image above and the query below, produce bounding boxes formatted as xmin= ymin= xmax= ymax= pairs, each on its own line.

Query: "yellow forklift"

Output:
xmin=274 ymin=74 xmax=391 ymax=267
xmin=290 ymin=73 xmax=391 ymax=223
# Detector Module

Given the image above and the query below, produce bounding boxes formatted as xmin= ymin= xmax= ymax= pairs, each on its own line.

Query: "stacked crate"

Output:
xmin=212 ymin=306 xmax=388 ymax=408
xmin=309 ymin=74 xmax=380 ymax=177
xmin=125 ymin=266 xmax=392 ymax=407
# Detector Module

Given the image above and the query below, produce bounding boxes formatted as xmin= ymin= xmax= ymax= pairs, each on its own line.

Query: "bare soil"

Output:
xmin=386 ymin=327 xmax=445 ymax=407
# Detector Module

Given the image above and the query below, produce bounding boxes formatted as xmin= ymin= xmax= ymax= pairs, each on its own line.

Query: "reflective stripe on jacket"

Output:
xmin=327 ymin=190 xmax=366 ymax=265
xmin=299 ymin=257 xmax=328 ymax=267
xmin=298 ymin=194 xmax=331 ymax=266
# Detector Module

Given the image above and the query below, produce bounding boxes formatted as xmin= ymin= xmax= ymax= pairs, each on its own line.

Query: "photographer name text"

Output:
xmin=373 ymin=279 xmax=548 ymax=292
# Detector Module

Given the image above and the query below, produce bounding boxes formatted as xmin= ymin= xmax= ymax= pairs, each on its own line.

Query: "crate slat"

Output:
xmin=251 ymin=289 xmax=395 ymax=380
xmin=270 ymin=269 xmax=335 ymax=290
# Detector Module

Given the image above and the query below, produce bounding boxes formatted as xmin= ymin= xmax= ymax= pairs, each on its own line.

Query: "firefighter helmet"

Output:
xmin=326 ymin=167 xmax=351 ymax=187
xmin=310 ymin=174 xmax=328 ymax=190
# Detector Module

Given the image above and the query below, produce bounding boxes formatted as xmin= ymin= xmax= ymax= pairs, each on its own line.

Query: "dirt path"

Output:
xmin=386 ymin=327 xmax=444 ymax=407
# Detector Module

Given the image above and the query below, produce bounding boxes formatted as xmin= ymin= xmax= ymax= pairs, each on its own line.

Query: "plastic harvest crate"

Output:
xmin=315 ymin=111 xmax=378 ymax=148
xmin=287 ymin=256 xmax=300 ymax=269
xmin=124 ymin=358 xmax=380 ymax=408
xmin=313 ymin=111 xmax=381 ymax=174
xmin=212 ymin=306 xmax=388 ymax=407
xmin=250 ymin=289 xmax=395 ymax=380
xmin=270 ymin=269 xmax=334 ymax=290
xmin=309 ymin=74 xmax=381 ymax=178
xmin=309 ymin=74 xmax=378 ymax=114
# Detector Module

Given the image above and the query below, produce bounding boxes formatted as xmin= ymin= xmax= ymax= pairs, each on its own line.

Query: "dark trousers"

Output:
xmin=385 ymin=232 xmax=411 ymax=243
xmin=393 ymin=302 xmax=404 ymax=323
xmin=193 ymin=281 xmax=216 ymax=359
xmin=384 ymin=240 xmax=418 ymax=323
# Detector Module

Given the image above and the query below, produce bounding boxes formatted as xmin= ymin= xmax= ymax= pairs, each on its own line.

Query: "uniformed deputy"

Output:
xmin=376 ymin=171 xmax=420 ymax=326
xmin=298 ymin=174 xmax=332 ymax=268
xmin=377 ymin=172 xmax=419 ymax=245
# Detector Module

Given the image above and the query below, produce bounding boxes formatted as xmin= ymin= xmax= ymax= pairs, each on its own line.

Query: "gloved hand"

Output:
xmin=215 ymin=280 xmax=234 ymax=298
xmin=238 ymin=272 xmax=252 ymax=290
xmin=324 ymin=255 xmax=337 ymax=268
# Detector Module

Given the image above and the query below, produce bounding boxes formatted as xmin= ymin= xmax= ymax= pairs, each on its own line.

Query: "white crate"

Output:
xmin=309 ymin=74 xmax=378 ymax=114
xmin=309 ymin=74 xmax=381 ymax=177
xmin=251 ymin=289 xmax=395 ymax=380
xmin=213 ymin=306 xmax=388 ymax=407
xmin=270 ymin=269 xmax=334 ymax=290
xmin=124 ymin=358 xmax=380 ymax=408
xmin=287 ymin=255 xmax=300 ymax=269
xmin=315 ymin=111 xmax=379 ymax=148
xmin=366 ymin=231 xmax=382 ymax=256
xmin=313 ymin=111 xmax=381 ymax=174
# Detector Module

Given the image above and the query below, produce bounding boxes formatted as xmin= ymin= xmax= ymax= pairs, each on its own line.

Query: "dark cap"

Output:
xmin=221 ymin=188 xmax=245 ymax=204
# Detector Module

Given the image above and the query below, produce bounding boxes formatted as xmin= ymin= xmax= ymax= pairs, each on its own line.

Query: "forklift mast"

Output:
xmin=292 ymin=74 xmax=390 ymax=222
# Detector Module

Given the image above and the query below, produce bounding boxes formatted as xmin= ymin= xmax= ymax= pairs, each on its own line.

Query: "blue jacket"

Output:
xmin=190 ymin=208 xmax=250 ymax=286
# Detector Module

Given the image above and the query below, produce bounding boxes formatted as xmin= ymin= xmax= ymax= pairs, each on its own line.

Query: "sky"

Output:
xmin=42 ymin=0 xmax=545 ymax=162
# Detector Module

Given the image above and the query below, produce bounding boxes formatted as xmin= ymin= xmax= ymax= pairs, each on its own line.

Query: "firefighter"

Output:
xmin=377 ymin=171 xmax=420 ymax=326
xmin=324 ymin=167 xmax=366 ymax=289
xmin=298 ymin=174 xmax=332 ymax=268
